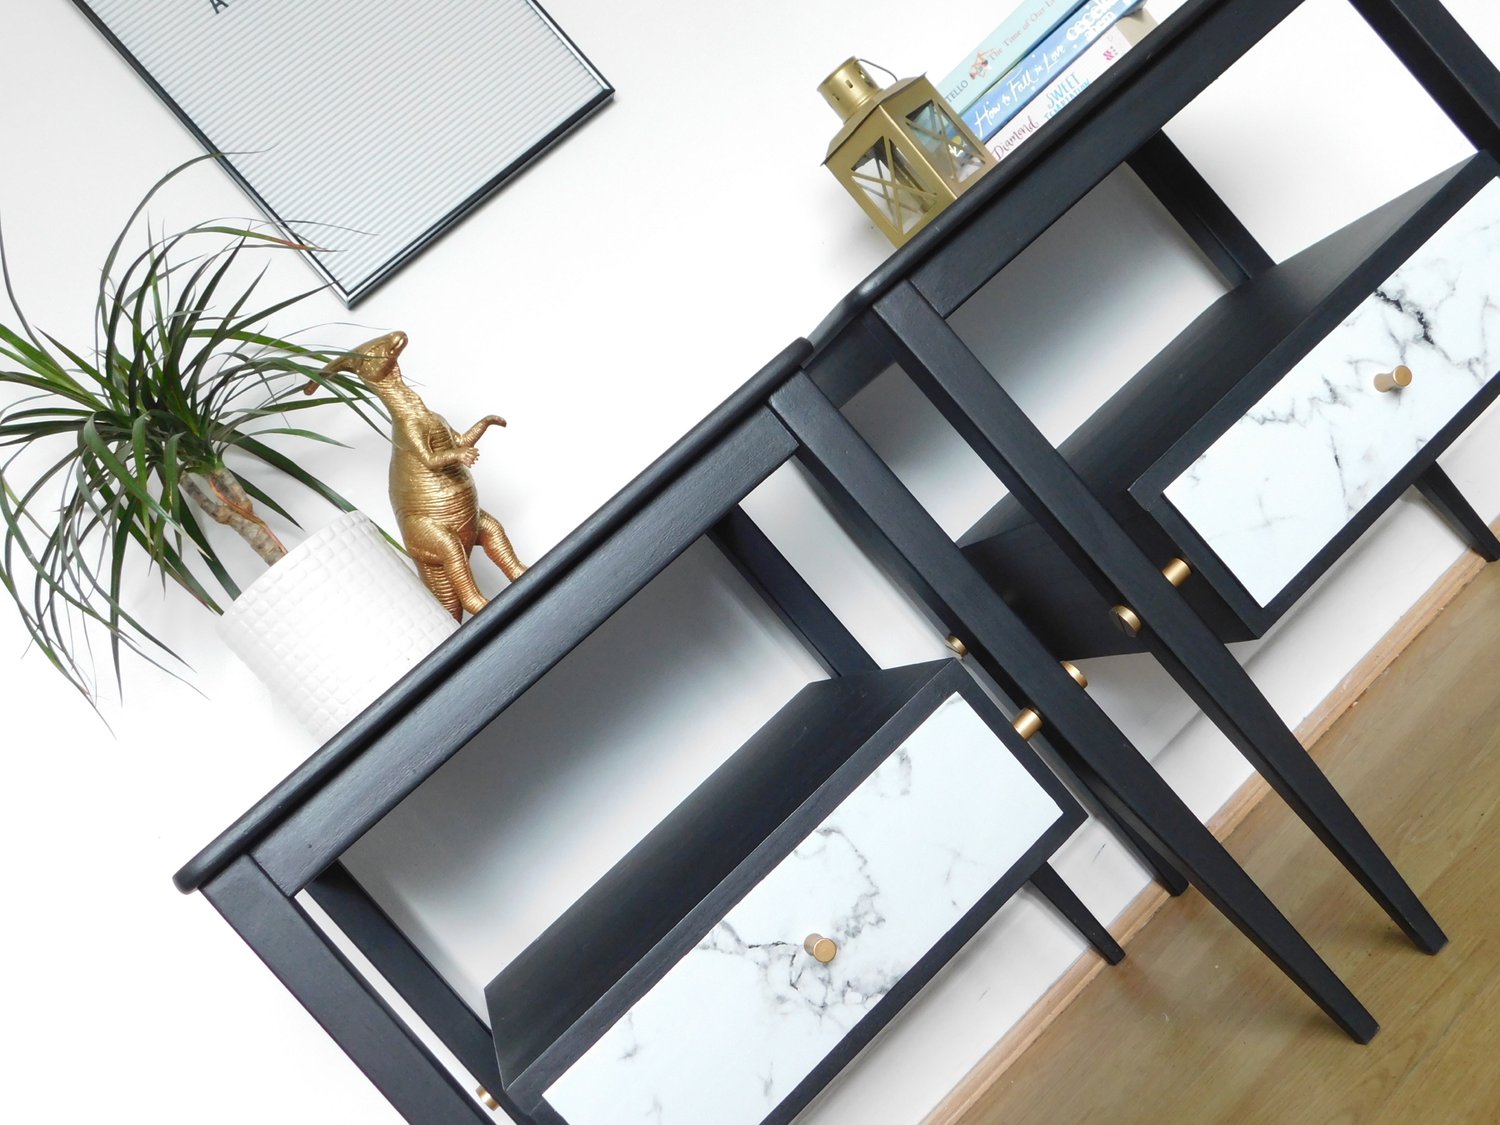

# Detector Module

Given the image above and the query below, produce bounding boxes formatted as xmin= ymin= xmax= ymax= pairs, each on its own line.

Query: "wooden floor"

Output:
xmin=958 ymin=561 xmax=1500 ymax=1125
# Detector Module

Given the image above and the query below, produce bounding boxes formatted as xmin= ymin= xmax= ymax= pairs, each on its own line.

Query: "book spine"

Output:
xmin=937 ymin=0 xmax=1087 ymax=115
xmin=962 ymin=0 xmax=1145 ymax=141
xmin=986 ymin=15 xmax=1152 ymax=161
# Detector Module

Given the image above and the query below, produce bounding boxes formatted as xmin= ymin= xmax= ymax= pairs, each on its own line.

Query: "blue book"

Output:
xmin=937 ymin=0 xmax=1089 ymax=115
xmin=962 ymin=0 xmax=1147 ymax=141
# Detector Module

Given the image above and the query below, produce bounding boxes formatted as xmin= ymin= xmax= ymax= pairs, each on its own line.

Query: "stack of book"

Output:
xmin=937 ymin=0 xmax=1157 ymax=163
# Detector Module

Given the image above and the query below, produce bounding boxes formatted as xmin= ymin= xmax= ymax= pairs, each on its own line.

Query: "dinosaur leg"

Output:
xmin=412 ymin=523 xmax=489 ymax=617
xmin=478 ymin=510 xmax=527 ymax=582
xmin=419 ymin=561 xmax=462 ymax=622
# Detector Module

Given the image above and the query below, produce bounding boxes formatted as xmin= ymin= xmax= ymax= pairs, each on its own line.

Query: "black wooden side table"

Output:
xmin=793 ymin=0 xmax=1494 ymax=959
xmin=178 ymin=344 xmax=1379 ymax=1124
xmin=169 ymin=3 xmax=1500 ymax=1118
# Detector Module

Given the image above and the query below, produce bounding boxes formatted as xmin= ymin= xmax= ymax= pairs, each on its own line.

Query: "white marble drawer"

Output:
xmin=1158 ymin=178 xmax=1500 ymax=608
xmin=541 ymin=691 xmax=1063 ymax=1125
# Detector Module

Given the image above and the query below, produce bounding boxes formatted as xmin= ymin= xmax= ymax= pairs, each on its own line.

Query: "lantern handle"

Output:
xmin=858 ymin=58 xmax=900 ymax=84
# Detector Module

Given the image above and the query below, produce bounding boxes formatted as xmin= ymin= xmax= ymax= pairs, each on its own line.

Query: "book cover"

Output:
xmin=962 ymin=0 xmax=1146 ymax=141
xmin=988 ymin=13 xmax=1156 ymax=161
xmin=936 ymin=0 xmax=1087 ymax=114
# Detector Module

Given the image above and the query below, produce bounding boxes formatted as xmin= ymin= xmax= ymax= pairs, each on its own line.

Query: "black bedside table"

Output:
xmin=172 ymin=4 xmax=1500 ymax=1119
xmin=177 ymin=346 xmax=1377 ymax=1125
xmin=792 ymin=0 xmax=1500 ymax=963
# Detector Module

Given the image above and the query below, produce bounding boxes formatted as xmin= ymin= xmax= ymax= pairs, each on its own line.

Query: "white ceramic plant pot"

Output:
xmin=219 ymin=511 xmax=459 ymax=743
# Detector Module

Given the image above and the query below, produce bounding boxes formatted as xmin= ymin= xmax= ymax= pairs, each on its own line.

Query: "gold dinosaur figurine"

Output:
xmin=315 ymin=331 xmax=526 ymax=620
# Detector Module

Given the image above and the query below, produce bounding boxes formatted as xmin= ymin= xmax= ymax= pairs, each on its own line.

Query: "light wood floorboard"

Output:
xmin=955 ymin=561 xmax=1500 ymax=1125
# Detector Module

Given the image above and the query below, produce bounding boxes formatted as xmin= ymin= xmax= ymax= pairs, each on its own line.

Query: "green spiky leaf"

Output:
xmin=0 ymin=160 xmax=390 ymax=708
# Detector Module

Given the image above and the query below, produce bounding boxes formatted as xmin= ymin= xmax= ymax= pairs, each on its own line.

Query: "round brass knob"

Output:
xmin=1161 ymin=557 xmax=1192 ymax=588
xmin=804 ymin=933 xmax=838 ymax=963
xmin=476 ymin=1087 xmax=500 ymax=1111
xmin=1111 ymin=604 xmax=1143 ymax=637
xmin=1061 ymin=660 xmax=1088 ymax=689
xmin=1013 ymin=707 xmax=1044 ymax=741
xmin=944 ymin=635 xmax=969 ymax=658
xmin=1374 ymin=365 xmax=1413 ymax=393
xmin=1111 ymin=559 xmax=1190 ymax=637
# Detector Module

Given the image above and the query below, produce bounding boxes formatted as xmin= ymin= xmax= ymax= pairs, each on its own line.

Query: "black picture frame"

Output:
xmin=68 ymin=0 xmax=613 ymax=307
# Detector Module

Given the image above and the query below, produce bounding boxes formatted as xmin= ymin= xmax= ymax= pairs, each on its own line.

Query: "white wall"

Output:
xmin=1 ymin=1 xmax=1497 ymax=1123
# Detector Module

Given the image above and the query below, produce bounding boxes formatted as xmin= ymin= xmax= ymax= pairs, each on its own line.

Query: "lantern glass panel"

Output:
xmin=851 ymin=137 xmax=938 ymax=235
xmin=904 ymin=101 xmax=987 ymax=185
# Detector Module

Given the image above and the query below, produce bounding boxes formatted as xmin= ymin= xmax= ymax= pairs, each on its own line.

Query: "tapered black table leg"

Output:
xmin=203 ymin=856 xmax=504 ymax=1125
xmin=1042 ymin=729 xmax=1192 ymax=897
xmin=1030 ymin=862 xmax=1126 ymax=964
xmin=305 ymin=863 xmax=507 ymax=1103
xmin=772 ymin=371 xmax=1378 ymax=1043
xmin=871 ymin=281 xmax=1445 ymax=956
xmin=1350 ymin=0 xmax=1500 ymax=159
xmin=1126 ymin=131 xmax=1275 ymax=286
xmin=708 ymin=506 xmax=881 ymax=676
xmin=1136 ymin=626 xmax=1446 ymax=953
xmin=971 ymin=665 xmax=1190 ymax=898
xmin=1415 ymin=464 xmax=1500 ymax=561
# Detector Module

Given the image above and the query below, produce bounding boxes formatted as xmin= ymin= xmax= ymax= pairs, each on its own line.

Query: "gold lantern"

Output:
xmin=819 ymin=58 xmax=996 ymax=246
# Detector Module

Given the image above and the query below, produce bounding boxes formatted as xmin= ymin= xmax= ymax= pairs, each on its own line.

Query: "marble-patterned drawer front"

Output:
xmin=542 ymin=693 xmax=1063 ymax=1125
xmin=1162 ymin=178 xmax=1500 ymax=607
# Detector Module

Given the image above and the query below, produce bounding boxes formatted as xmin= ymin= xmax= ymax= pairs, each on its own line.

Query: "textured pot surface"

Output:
xmin=219 ymin=511 xmax=459 ymax=743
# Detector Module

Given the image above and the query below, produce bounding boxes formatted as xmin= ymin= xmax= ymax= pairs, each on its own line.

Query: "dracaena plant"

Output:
xmin=0 ymin=158 xmax=386 ymax=704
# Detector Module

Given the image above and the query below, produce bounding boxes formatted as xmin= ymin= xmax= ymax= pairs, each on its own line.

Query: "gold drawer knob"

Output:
xmin=1111 ymin=558 xmax=1192 ymax=638
xmin=1061 ymin=660 xmax=1088 ymax=689
xmin=1111 ymin=606 xmax=1144 ymax=637
xmin=1373 ymin=365 xmax=1413 ymax=393
xmin=1013 ymin=707 xmax=1044 ymax=741
xmin=945 ymin=634 xmax=969 ymax=657
xmin=804 ymin=933 xmax=839 ymax=963
xmin=1009 ymin=662 xmax=1086 ymax=743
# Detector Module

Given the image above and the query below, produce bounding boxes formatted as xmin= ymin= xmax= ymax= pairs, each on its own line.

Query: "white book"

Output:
xmin=987 ymin=12 xmax=1156 ymax=161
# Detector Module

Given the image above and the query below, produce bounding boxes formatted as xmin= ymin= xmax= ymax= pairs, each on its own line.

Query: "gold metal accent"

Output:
xmin=1374 ymin=365 xmax=1414 ymax=393
xmin=1110 ymin=604 xmax=1144 ymax=637
xmin=818 ymin=58 xmax=884 ymax=122
xmin=476 ymin=1087 xmax=500 ymax=1111
xmin=1013 ymin=708 xmax=1044 ymax=741
xmin=804 ymin=933 xmax=839 ymax=963
xmin=819 ymin=59 xmax=997 ymax=246
xmin=314 ymin=333 xmax=527 ymax=621
xmin=1111 ymin=559 xmax=1192 ymax=637
xmin=1161 ymin=557 xmax=1193 ymax=588
xmin=945 ymin=635 xmax=969 ymax=658
xmin=1061 ymin=660 xmax=1088 ymax=689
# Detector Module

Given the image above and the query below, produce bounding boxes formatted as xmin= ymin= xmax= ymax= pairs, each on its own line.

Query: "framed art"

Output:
xmin=71 ymin=0 xmax=613 ymax=305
